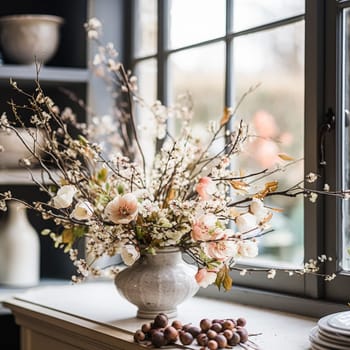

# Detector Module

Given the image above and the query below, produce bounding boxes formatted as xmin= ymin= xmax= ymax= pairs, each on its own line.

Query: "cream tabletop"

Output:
xmin=2 ymin=280 xmax=317 ymax=349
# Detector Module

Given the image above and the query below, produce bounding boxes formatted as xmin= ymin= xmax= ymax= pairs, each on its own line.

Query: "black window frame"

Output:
xmin=126 ymin=0 xmax=350 ymax=316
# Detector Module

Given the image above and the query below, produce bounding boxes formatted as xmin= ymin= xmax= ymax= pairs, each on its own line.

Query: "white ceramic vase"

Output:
xmin=114 ymin=247 xmax=199 ymax=318
xmin=0 ymin=201 xmax=40 ymax=287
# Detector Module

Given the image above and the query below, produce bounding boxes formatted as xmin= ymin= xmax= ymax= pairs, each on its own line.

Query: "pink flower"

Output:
xmin=191 ymin=214 xmax=224 ymax=241
xmin=203 ymin=240 xmax=238 ymax=261
xmin=195 ymin=268 xmax=217 ymax=288
xmin=252 ymin=139 xmax=279 ymax=168
xmin=195 ymin=177 xmax=216 ymax=200
xmin=105 ymin=193 xmax=138 ymax=224
xmin=279 ymin=131 xmax=293 ymax=146
xmin=253 ymin=110 xmax=278 ymax=138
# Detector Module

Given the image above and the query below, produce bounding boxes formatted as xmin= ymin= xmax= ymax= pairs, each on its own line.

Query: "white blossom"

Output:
xmin=238 ymin=240 xmax=258 ymax=258
xmin=306 ymin=172 xmax=318 ymax=183
xmin=309 ymin=192 xmax=318 ymax=203
xmin=236 ymin=213 xmax=258 ymax=234
xmin=249 ymin=198 xmax=270 ymax=223
xmin=71 ymin=201 xmax=94 ymax=220
xmin=121 ymin=245 xmax=140 ymax=266
xmin=52 ymin=185 xmax=76 ymax=209
xmin=267 ymin=269 xmax=276 ymax=279
xmin=325 ymin=273 xmax=336 ymax=281
xmin=323 ymin=183 xmax=330 ymax=191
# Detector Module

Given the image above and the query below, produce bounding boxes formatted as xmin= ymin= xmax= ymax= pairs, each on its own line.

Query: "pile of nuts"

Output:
xmin=133 ymin=313 xmax=251 ymax=349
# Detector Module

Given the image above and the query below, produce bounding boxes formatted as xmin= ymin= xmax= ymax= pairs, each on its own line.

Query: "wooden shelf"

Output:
xmin=0 ymin=278 xmax=70 ymax=314
xmin=0 ymin=65 xmax=89 ymax=83
xmin=0 ymin=169 xmax=59 ymax=185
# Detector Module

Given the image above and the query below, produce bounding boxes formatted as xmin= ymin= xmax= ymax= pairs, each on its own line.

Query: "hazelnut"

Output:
xmin=200 ymin=318 xmax=212 ymax=332
xmin=151 ymin=330 xmax=166 ymax=348
xmin=179 ymin=331 xmax=194 ymax=345
xmin=133 ymin=330 xmax=145 ymax=342
xmin=164 ymin=326 xmax=178 ymax=343
xmin=154 ymin=313 xmax=168 ymax=328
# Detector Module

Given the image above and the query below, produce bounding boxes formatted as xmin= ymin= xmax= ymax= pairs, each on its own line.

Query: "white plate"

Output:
xmin=318 ymin=311 xmax=350 ymax=337
xmin=318 ymin=328 xmax=350 ymax=345
xmin=309 ymin=327 xmax=350 ymax=350
xmin=309 ymin=341 xmax=331 ymax=350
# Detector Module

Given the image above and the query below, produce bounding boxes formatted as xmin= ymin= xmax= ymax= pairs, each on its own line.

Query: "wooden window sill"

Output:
xmin=3 ymin=281 xmax=316 ymax=349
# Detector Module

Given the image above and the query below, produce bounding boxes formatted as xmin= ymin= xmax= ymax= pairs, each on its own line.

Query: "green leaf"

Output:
xmin=223 ymin=270 xmax=233 ymax=291
xmin=41 ymin=229 xmax=51 ymax=236
xmin=117 ymin=183 xmax=125 ymax=195
xmin=146 ymin=247 xmax=156 ymax=255
xmin=64 ymin=243 xmax=73 ymax=253
xmin=78 ymin=134 xmax=88 ymax=146
xmin=48 ymin=185 xmax=58 ymax=193
xmin=215 ymin=267 xmax=225 ymax=291
xmin=73 ymin=226 xmax=87 ymax=238
xmin=60 ymin=226 xmax=86 ymax=251
xmin=62 ymin=228 xmax=74 ymax=243
xmin=97 ymin=167 xmax=108 ymax=183
xmin=136 ymin=226 xmax=144 ymax=240
xmin=215 ymin=265 xmax=233 ymax=291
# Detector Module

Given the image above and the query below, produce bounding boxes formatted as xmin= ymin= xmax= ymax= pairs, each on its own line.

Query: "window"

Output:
xmin=128 ymin=0 xmax=350 ymax=309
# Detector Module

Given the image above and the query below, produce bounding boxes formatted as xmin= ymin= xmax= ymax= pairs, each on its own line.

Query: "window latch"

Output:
xmin=319 ymin=108 xmax=335 ymax=166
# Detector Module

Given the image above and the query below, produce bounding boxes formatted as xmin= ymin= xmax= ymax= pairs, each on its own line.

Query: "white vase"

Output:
xmin=0 ymin=201 xmax=40 ymax=287
xmin=114 ymin=247 xmax=199 ymax=319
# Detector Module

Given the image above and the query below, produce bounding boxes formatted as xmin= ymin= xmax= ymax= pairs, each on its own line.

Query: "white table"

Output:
xmin=3 ymin=281 xmax=317 ymax=350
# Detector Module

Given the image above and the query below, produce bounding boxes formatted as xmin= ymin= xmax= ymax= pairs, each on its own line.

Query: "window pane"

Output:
xmin=233 ymin=22 xmax=305 ymax=266
xmin=233 ymin=0 xmax=305 ymax=32
xmin=168 ymin=43 xmax=225 ymax=138
xmin=169 ymin=0 xmax=226 ymax=49
xmin=341 ymin=8 xmax=350 ymax=271
xmin=134 ymin=59 xmax=157 ymax=166
xmin=134 ymin=0 xmax=157 ymax=57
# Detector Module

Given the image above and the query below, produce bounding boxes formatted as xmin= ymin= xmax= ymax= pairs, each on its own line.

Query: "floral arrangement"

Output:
xmin=0 ymin=18 xmax=346 ymax=290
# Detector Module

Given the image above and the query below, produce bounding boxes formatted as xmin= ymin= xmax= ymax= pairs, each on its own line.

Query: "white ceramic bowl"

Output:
xmin=0 ymin=128 xmax=44 ymax=168
xmin=0 ymin=14 xmax=64 ymax=65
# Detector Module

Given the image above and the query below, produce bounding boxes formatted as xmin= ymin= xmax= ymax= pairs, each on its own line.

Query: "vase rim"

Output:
xmin=143 ymin=246 xmax=181 ymax=254
xmin=0 ymin=14 xmax=64 ymax=25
